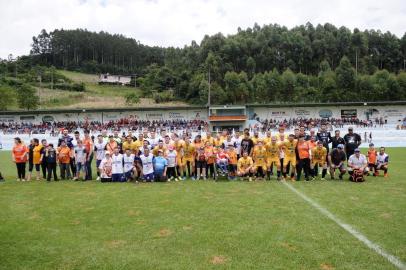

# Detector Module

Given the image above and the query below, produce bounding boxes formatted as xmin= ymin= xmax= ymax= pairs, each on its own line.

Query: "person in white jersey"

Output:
xmin=98 ymin=151 xmax=113 ymax=182
xmin=94 ymin=134 xmax=107 ymax=181
xmin=375 ymin=147 xmax=389 ymax=178
xmin=111 ymin=147 xmax=124 ymax=182
xmin=166 ymin=145 xmax=179 ymax=181
xmin=123 ymin=148 xmax=135 ymax=182
xmin=348 ymin=148 xmax=369 ymax=180
xmin=140 ymin=148 xmax=155 ymax=182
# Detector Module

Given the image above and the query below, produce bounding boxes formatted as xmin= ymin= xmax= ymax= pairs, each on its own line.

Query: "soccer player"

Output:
xmin=375 ymin=147 xmax=389 ymax=178
xmin=166 ymin=146 xmax=179 ymax=181
xmin=240 ymin=131 xmax=254 ymax=156
xmin=252 ymin=140 xmax=267 ymax=179
xmin=153 ymin=150 xmax=168 ymax=182
xmin=226 ymin=145 xmax=238 ymax=180
xmin=182 ymin=138 xmax=196 ymax=179
xmin=310 ymin=141 xmax=328 ymax=180
xmin=296 ymin=135 xmax=311 ymax=181
xmin=348 ymin=148 xmax=369 ymax=180
xmin=329 ymin=144 xmax=346 ymax=180
xmin=12 ymin=137 xmax=28 ymax=181
xmin=237 ymin=151 xmax=254 ymax=181
xmin=266 ymin=136 xmax=282 ymax=180
xmin=94 ymin=135 xmax=107 ymax=181
xmin=344 ymin=127 xmax=362 ymax=160
xmin=367 ymin=143 xmax=378 ymax=175
xmin=99 ymin=151 xmax=113 ymax=182
xmin=205 ymin=142 xmax=217 ymax=180
xmin=111 ymin=147 xmax=124 ymax=182
xmin=282 ymin=134 xmax=297 ymax=180
xmin=152 ymin=140 xmax=167 ymax=157
xmin=317 ymin=123 xmax=332 ymax=153
xmin=123 ymin=148 xmax=136 ymax=182
xmin=140 ymin=148 xmax=155 ymax=182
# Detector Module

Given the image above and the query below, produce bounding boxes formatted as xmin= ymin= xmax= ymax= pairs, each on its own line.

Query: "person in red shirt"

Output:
xmin=296 ymin=135 xmax=311 ymax=181
xmin=12 ymin=137 xmax=29 ymax=181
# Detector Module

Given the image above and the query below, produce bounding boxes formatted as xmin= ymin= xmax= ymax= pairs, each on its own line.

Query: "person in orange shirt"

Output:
xmin=367 ymin=143 xmax=378 ymax=175
xmin=29 ymin=138 xmax=43 ymax=181
xmin=12 ymin=137 xmax=28 ymax=181
xmin=57 ymin=140 xmax=72 ymax=180
xmin=106 ymin=135 xmax=118 ymax=153
xmin=296 ymin=135 xmax=311 ymax=181
xmin=83 ymin=130 xmax=94 ymax=180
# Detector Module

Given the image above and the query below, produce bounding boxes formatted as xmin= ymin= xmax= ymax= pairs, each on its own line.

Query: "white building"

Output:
xmin=99 ymin=74 xmax=132 ymax=85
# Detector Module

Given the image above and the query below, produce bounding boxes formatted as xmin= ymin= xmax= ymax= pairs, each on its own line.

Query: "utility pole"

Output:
xmin=208 ymin=66 xmax=211 ymax=107
xmin=355 ymin=49 xmax=358 ymax=76
xmin=39 ymin=74 xmax=42 ymax=109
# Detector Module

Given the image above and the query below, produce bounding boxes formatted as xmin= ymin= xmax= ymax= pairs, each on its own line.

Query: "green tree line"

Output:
xmin=21 ymin=23 xmax=406 ymax=104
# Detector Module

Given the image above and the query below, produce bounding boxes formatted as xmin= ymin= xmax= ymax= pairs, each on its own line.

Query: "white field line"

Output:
xmin=282 ymin=182 xmax=406 ymax=270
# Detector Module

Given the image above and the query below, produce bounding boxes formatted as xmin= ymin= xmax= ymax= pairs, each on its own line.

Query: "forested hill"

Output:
xmin=25 ymin=23 xmax=406 ymax=103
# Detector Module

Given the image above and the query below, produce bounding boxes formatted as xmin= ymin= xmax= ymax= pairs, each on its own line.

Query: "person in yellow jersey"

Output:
xmin=182 ymin=137 xmax=196 ymax=179
xmin=266 ymin=136 xmax=282 ymax=180
xmin=133 ymin=134 xmax=144 ymax=149
xmin=237 ymin=151 xmax=254 ymax=181
xmin=203 ymin=132 xmax=215 ymax=145
xmin=263 ymin=131 xmax=272 ymax=144
xmin=213 ymin=133 xmax=224 ymax=148
xmin=220 ymin=129 xmax=228 ymax=142
xmin=251 ymin=140 xmax=267 ymax=179
xmin=282 ymin=134 xmax=297 ymax=180
xmin=251 ymin=131 xmax=260 ymax=145
xmin=152 ymin=140 xmax=167 ymax=157
xmin=172 ymin=134 xmax=184 ymax=178
xmin=122 ymin=136 xmax=137 ymax=153
xmin=310 ymin=141 xmax=328 ymax=180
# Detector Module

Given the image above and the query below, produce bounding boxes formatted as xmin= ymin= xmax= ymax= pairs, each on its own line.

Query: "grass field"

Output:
xmin=0 ymin=149 xmax=405 ymax=270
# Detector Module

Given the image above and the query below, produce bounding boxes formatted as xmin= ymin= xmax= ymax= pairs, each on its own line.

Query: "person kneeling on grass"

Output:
xmin=140 ymin=148 xmax=155 ymax=182
xmin=123 ymin=148 xmax=136 ymax=182
xmin=99 ymin=151 xmax=113 ymax=182
xmin=153 ymin=150 xmax=168 ymax=182
xmin=328 ymin=144 xmax=346 ymax=180
xmin=310 ymin=141 xmax=328 ymax=180
xmin=375 ymin=147 xmax=389 ymax=178
xmin=237 ymin=151 xmax=254 ymax=181
xmin=111 ymin=147 xmax=125 ymax=182
xmin=348 ymin=148 xmax=369 ymax=181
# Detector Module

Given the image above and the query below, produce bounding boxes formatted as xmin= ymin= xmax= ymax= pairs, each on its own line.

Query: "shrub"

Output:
xmin=125 ymin=92 xmax=140 ymax=105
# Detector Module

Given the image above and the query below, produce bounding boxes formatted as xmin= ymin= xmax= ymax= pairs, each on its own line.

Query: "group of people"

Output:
xmin=4 ymin=122 xmax=390 ymax=183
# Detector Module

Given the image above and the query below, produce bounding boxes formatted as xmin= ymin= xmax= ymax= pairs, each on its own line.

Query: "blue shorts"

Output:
xmin=76 ymin=162 xmax=85 ymax=172
xmin=143 ymin=173 xmax=154 ymax=182
xmin=112 ymin=173 xmax=124 ymax=182
xmin=124 ymin=171 xmax=133 ymax=180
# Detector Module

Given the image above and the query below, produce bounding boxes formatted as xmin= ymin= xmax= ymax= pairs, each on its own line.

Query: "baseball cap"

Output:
xmin=354 ymin=148 xmax=360 ymax=152
xmin=348 ymin=127 xmax=353 ymax=130
xmin=337 ymin=144 xmax=344 ymax=149
xmin=369 ymin=143 xmax=374 ymax=147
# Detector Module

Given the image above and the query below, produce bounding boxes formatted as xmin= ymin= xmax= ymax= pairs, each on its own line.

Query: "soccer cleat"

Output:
xmin=384 ymin=173 xmax=388 ymax=178
xmin=331 ymin=176 xmax=335 ymax=180
xmin=321 ymin=178 xmax=325 ymax=181
xmin=339 ymin=174 xmax=343 ymax=180
xmin=290 ymin=176 xmax=295 ymax=181
xmin=374 ymin=172 xmax=379 ymax=177
xmin=96 ymin=176 xmax=101 ymax=181
xmin=249 ymin=177 xmax=252 ymax=182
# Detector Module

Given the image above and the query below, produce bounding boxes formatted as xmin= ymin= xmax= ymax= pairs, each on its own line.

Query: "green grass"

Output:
xmin=0 ymin=149 xmax=405 ymax=270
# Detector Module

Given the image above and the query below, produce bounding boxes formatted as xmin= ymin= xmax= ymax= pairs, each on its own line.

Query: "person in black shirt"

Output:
xmin=45 ymin=144 xmax=58 ymax=181
xmin=343 ymin=127 xmax=361 ymax=160
xmin=331 ymin=130 xmax=345 ymax=149
xmin=40 ymin=139 xmax=48 ymax=179
xmin=317 ymin=124 xmax=332 ymax=152
xmin=328 ymin=144 xmax=347 ymax=180
xmin=240 ymin=132 xmax=254 ymax=156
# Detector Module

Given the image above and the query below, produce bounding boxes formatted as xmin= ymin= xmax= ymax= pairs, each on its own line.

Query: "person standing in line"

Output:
xmin=166 ymin=146 xmax=179 ymax=181
xmin=296 ymin=135 xmax=311 ymax=181
xmin=74 ymin=140 xmax=87 ymax=181
xmin=94 ymin=135 xmax=107 ymax=181
xmin=12 ymin=137 xmax=28 ymax=181
xmin=27 ymin=139 xmax=34 ymax=181
xmin=123 ymin=148 xmax=135 ymax=182
xmin=153 ymin=150 xmax=168 ymax=182
xmin=31 ymin=138 xmax=43 ymax=181
xmin=40 ymin=139 xmax=48 ymax=179
xmin=111 ymin=147 xmax=124 ymax=182
xmin=331 ymin=130 xmax=345 ymax=149
xmin=83 ymin=130 xmax=94 ymax=180
xmin=57 ymin=140 xmax=71 ymax=180
xmin=45 ymin=143 xmax=58 ymax=181
xmin=344 ymin=127 xmax=362 ymax=160
xmin=140 ymin=148 xmax=155 ymax=182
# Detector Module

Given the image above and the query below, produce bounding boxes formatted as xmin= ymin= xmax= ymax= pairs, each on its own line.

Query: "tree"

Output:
xmin=17 ymin=84 xmax=39 ymax=110
xmin=335 ymin=56 xmax=356 ymax=90
xmin=0 ymin=85 xmax=15 ymax=110
xmin=281 ymin=69 xmax=296 ymax=101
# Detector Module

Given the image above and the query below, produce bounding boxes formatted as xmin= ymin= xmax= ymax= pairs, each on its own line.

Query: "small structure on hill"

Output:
xmin=99 ymin=73 xmax=132 ymax=86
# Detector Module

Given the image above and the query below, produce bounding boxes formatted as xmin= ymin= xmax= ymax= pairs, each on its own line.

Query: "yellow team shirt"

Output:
xmin=122 ymin=141 xmax=137 ymax=152
xmin=237 ymin=156 xmax=254 ymax=171
xmin=213 ymin=138 xmax=224 ymax=147
xmin=33 ymin=144 xmax=44 ymax=165
xmin=153 ymin=146 xmax=168 ymax=157
xmin=252 ymin=146 xmax=267 ymax=165
xmin=183 ymin=144 xmax=196 ymax=160
xmin=203 ymin=136 xmax=215 ymax=145
xmin=312 ymin=147 xmax=327 ymax=162
xmin=266 ymin=142 xmax=281 ymax=159
xmin=133 ymin=140 xmax=143 ymax=149
xmin=263 ymin=136 xmax=272 ymax=145
xmin=276 ymin=133 xmax=287 ymax=142
xmin=251 ymin=137 xmax=260 ymax=145
xmin=283 ymin=140 xmax=298 ymax=158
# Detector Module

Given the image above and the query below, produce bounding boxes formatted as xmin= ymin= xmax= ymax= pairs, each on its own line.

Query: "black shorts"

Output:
xmin=227 ymin=164 xmax=237 ymax=173
xmin=196 ymin=160 xmax=207 ymax=170
xmin=29 ymin=163 xmax=40 ymax=172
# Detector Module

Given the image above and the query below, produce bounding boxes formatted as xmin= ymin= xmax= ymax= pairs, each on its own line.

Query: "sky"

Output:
xmin=0 ymin=0 xmax=405 ymax=59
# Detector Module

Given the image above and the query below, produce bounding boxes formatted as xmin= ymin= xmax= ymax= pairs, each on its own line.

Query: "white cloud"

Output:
xmin=0 ymin=0 xmax=405 ymax=59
